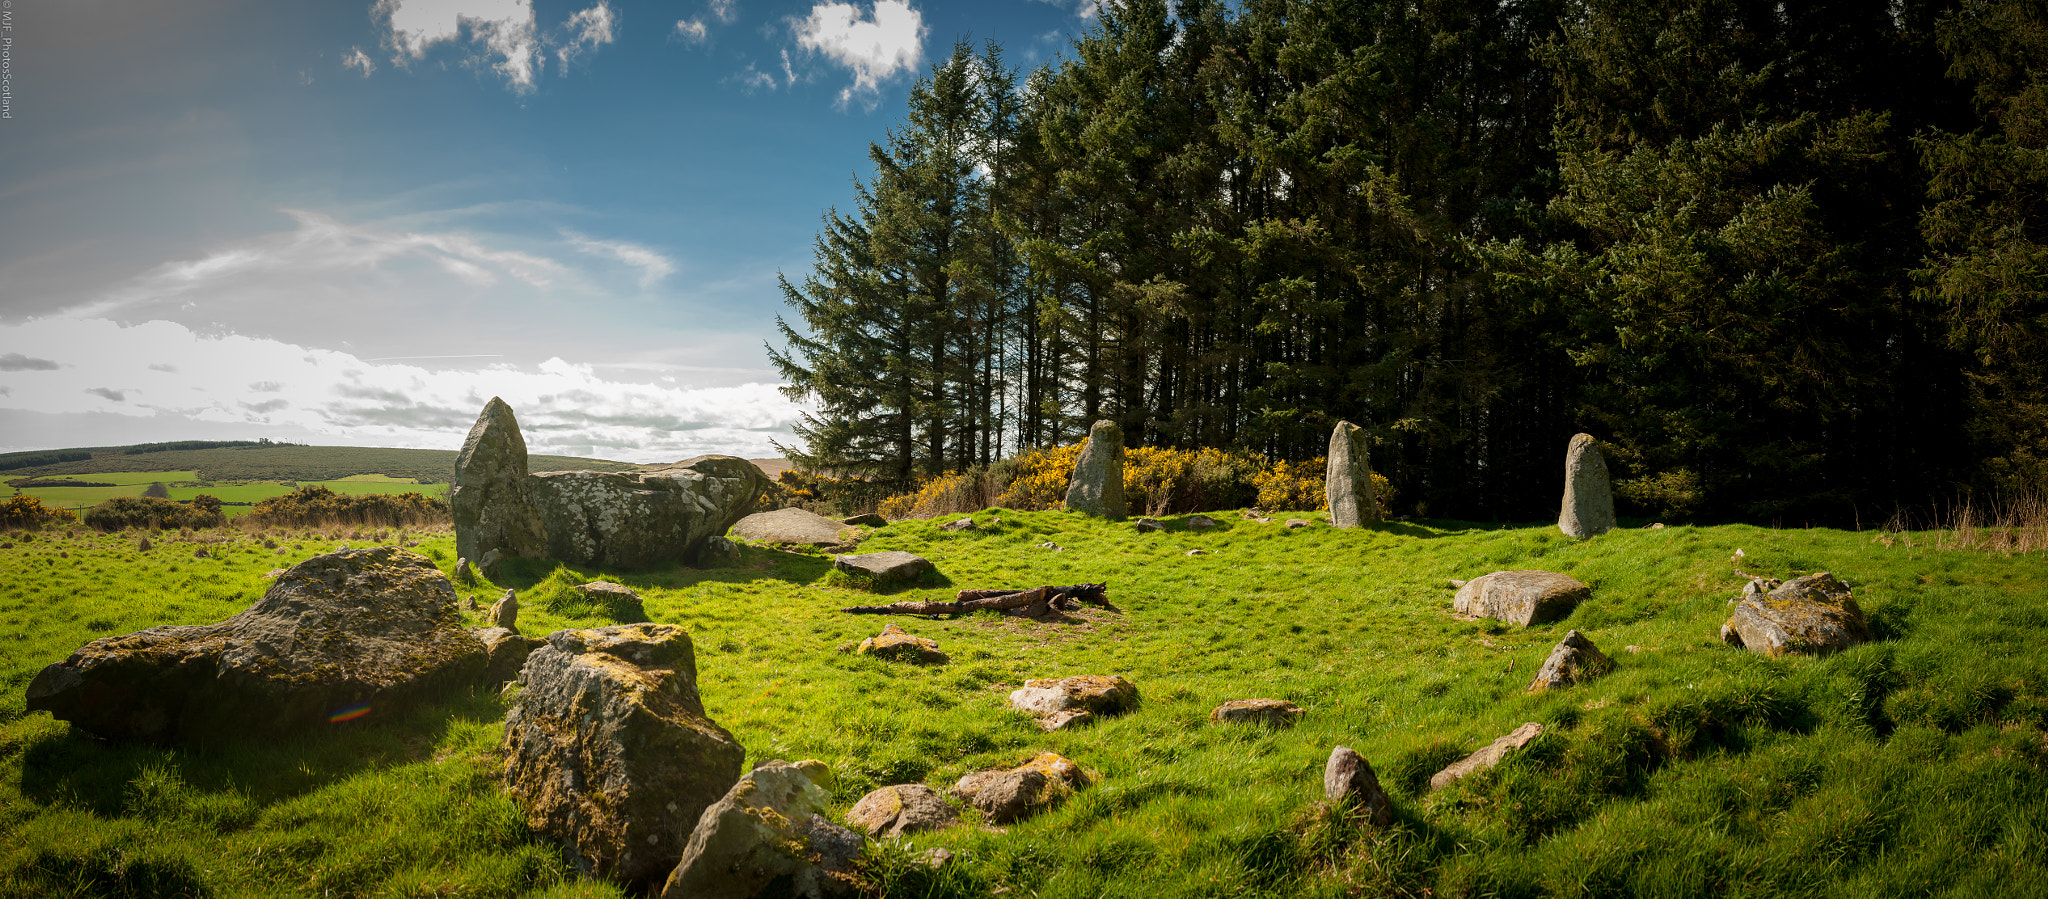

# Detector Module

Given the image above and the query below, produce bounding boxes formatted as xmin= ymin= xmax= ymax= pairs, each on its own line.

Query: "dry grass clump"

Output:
xmin=1884 ymin=491 xmax=2048 ymax=554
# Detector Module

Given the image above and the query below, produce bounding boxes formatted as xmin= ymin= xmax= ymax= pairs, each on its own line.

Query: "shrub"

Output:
xmin=773 ymin=469 xmax=895 ymax=517
xmin=1252 ymin=457 xmax=1393 ymax=517
xmin=243 ymin=485 xmax=449 ymax=528
xmin=878 ymin=463 xmax=1021 ymax=520
xmin=82 ymin=496 xmax=220 ymax=531
xmin=0 ymin=496 xmax=78 ymax=529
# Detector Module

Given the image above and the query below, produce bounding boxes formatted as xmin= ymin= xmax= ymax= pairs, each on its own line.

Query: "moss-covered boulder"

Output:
xmin=501 ymin=623 xmax=744 ymax=889
xmin=1721 ymin=572 xmax=1874 ymax=656
xmin=952 ymin=752 xmax=1091 ymax=824
xmin=25 ymin=546 xmax=485 ymax=744
xmin=661 ymin=760 xmax=863 ymax=899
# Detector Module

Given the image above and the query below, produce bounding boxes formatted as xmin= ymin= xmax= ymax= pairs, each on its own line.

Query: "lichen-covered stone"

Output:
xmin=470 ymin=626 xmax=538 ymax=688
xmin=698 ymin=535 xmax=744 ymax=568
xmin=1721 ymin=572 xmax=1873 ymax=656
xmin=834 ymin=551 xmax=932 ymax=586
xmin=26 ymin=547 xmax=485 ymax=744
xmin=529 ymin=456 xmax=770 ymax=569
xmin=1326 ymin=420 xmax=1380 ymax=528
xmin=1558 ymin=433 xmax=1616 ymax=538
xmin=489 ymin=588 xmax=518 ymax=631
xmin=1324 ymin=747 xmax=1394 ymax=826
xmin=1064 ymin=420 xmax=1127 ymax=519
xmin=1527 ymin=630 xmax=1614 ymax=692
xmin=952 ymin=753 xmax=1090 ymax=824
xmin=452 ymin=397 xmax=549 ymax=565
xmin=1210 ymin=698 xmax=1304 ymax=727
xmin=1453 ymin=570 xmax=1589 ymax=626
xmin=845 ymin=783 xmax=959 ymax=838
xmin=1009 ymin=675 xmax=1139 ymax=717
xmin=661 ymin=760 xmax=861 ymax=899
xmin=1429 ymin=722 xmax=1544 ymax=791
xmin=502 ymin=624 xmax=744 ymax=889
xmin=728 ymin=507 xmax=851 ymax=547
xmin=856 ymin=624 xmax=948 ymax=664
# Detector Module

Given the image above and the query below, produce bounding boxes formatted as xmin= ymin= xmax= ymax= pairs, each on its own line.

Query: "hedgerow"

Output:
xmin=244 ymin=485 xmax=449 ymax=528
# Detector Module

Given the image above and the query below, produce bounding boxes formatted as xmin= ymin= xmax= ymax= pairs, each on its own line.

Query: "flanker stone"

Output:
xmin=1558 ymin=433 xmax=1616 ymax=538
xmin=1064 ymin=420 xmax=1128 ymax=518
xmin=1326 ymin=420 xmax=1380 ymax=528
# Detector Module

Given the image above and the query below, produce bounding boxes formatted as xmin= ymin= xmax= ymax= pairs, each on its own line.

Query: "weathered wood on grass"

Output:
xmin=841 ymin=583 xmax=1108 ymax=617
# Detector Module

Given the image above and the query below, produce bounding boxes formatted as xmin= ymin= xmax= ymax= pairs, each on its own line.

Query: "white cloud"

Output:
xmin=344 ymin=47 xmax=376 ymax=75
xmin=676 ymin=19 xmax=709 ymax=44
xmin=710 ymin=0 xmax=738 ymax=24
xmin=565 ymin=232 xmax=676 ymax=289
xmin=0 ymin=318 xmax=805 ymax=460
xmin=557 ymin=3 xmax=616 ymax=74
xmin=795 ymin=0 xmax=925 ymax=106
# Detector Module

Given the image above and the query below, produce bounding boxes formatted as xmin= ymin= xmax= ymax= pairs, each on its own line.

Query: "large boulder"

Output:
xmin=1453 ymin=570 xmax=1589 ymax=626
xmin=661 ymin=760 xmax=862 ymax=899
xmin=1526 ymin=629 xmax=1614 ymax=692
xmin=1064 ymin=420 xmax=1128 ymax=519
xmin=452 ymin=397 xmax=550 ymax=565
xmin=1721 ymin=572 xmax=1873 ymax=656
xmin=845 ymin=783 xmax=959 ymax=839
xmin=25 ymin=547 xmax=485 ymax=744
xmin=530 ymin=456 xmax=771 ymax=569
xmin=728 ymin=507 xmax=851 ymax=548
xmin=1558 ymin=433 xmax=1616 ymax=538
xmin=1325 ymin=420 xmax=1380 ymax=528
xmin=501 ymin=624 xmax=745 ymax=888
xmin=952 ymin=753 xmax=1090 ymax=824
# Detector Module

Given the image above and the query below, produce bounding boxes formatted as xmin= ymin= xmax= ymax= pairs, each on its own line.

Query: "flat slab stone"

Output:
xmin=1721 ymin=572 xmax=1873 ymax=656
xmin=728 ymin=507 xmax=850 ymax=547
xmin=1453 ymin=570 xmax=1589 ymax=626
xmin=1210 ymin=698 xmax=1304 ymax=726
xmin=1429 ymin=722 xmax=1544 ymax=791
xmin=834 ymin=551 xmax=932 ymax=586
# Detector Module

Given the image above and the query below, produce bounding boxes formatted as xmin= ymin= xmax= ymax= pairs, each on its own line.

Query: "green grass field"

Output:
xmin=2 ymin=511 xmax=2045 ymax=897
xmin=7 ymin=472 xmax=450 ymax=519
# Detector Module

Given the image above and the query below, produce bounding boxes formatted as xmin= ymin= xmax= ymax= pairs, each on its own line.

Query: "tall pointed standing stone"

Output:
xmin=1325 ymin=420 xmax=1379 ymax=527
xmin=452 ymin=398 xmax=549 ymax=564
xmin=1558 ymin=433 xmax=1616 ymax=538
xmin=1064 ymin=420 xmax=1128 ymax=519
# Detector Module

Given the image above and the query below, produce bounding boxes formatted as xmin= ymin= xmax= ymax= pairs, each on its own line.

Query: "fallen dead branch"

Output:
xmin=841 ymin=583 xmax=1110 ymax=621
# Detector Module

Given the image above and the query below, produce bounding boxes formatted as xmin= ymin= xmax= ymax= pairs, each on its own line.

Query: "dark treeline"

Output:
xmin=772 ymin=0 xmax=2048 ymax=524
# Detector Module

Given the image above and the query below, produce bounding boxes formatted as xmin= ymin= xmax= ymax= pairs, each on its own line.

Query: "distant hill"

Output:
xmin=0 ymin=443 xmax=641 ymax=485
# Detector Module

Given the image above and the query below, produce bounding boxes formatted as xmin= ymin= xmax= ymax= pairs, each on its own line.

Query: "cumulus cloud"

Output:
xmin=676 ymin=19 xmax=709 ymax=43
xmin=710 ymin=0 xmax=738 ymax=23
xmin=344 ymin=47 xmax=376 ymax=75
xmin=0 ymin=318 xmax=805 ymax=460
xmin=557 ymin=3 xmax=616 ymax=74
xmin=1 ymin=353 xmax=61 ymax=371
xmin=564 ymin=232 xmax=676 ymax=289
xmin=795 ymin=0 xmax=925 ymax=106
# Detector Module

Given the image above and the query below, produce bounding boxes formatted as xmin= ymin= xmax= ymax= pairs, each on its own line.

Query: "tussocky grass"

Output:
xmin=0 ymin=510 xmax=2043 ymax=897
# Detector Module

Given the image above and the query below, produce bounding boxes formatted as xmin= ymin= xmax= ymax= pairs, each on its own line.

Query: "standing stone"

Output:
xmin=1064 ymin=420 xmax=1128 ymax=519
xmin=1526 ymin=630 xmax=1615 ymax=692
xmin=452 ymin=398 xmax=550 ymax=565
xmin=1323 ymin=747 xmax=1394 ymax=826
xmin=1326 ymin=420 xmax=1380 ymax=528
xmin=502 ymin=624 xmax=745 ymax=889
xmin=661 ymin=760 xmax=861 ymax=899
xmin=489 ymin=589 xmax=518 ymax=632
xmin=1558 ymin=433 xmax=1616 ymax=538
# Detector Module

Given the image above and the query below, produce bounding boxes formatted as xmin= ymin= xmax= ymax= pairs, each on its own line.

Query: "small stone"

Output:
xmin=1009 ymin=675 xmax=1139 ymax=717
xmin=835 ymin=550 xmax=933 ymax=586
xmin=922 ymin=848 xmax=955 ymax=868
xmin=1210 ymin=698 xmax=1303 ymax=727
xmin=1134 ymin=518 xmax=1165 ymax=533
xmin=1526 ymin=630 xmax=1614 ymax=692
xmin=1039 ymin=710 xmax=1095 ymax=731
xmin=137 ymin=537 xmax=153 ymax=552
xmin=952 ymin=753 xmax=1089 ymax=824
xmin=263 ymin=567 xmax=289 ymax=579
xmin=1721 ymin=572 xmax=1872 ymax=656
xmin=1648 ymin=523 xmax=1666 ymax=529
xmin=856 ymin=624 xmax=949 ymax=664
xmin=697 ymin=535 xmax=743 ymax=567
xmin=576 ymin=581 xmax=642 ymax=604
xmin=1186 ymin=515 xmax=1219 ymax=530
xmin=1429 ymin=722 xmax=1544 ymax=791
xmin=845 ymin=783 xmax=959 ymax=838
xmin=1254 ymin=517 xmax=1274 ymax=524
xmin=1036 ymin=542 xmax=1062 ymax=551
xmin=1285 ymin=519 xmax=1311 ymax=529
xmin=489 ymin=589 xmax=518 ymax=631
xmin=729 ymin=507 xmax=849 ymax=547
xmin=842 ymin=513 xmax=888 ymax=527
xmin=479 ymin=548 xmax=502 ymax=576
xmin=455 ymin=558 xmax=473 ymax=582
xmin=466 ymin=594 xmax=480 ymax=611
xmin=1185 ymin=549 xmax=1208 ymax=556
xmin=1323 ymin=746 xmax=1394 ymax=826
xmin=939 ymin=517 xmax=976 ymax=532
xmin=660 ymin=760 xmax=855 ymax=898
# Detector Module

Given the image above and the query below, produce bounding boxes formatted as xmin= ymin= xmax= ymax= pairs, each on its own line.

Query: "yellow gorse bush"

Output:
xmin=1 ymin=495 xmax=78 ymax=529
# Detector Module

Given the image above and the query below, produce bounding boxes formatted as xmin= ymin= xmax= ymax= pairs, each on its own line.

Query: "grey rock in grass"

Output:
xmin=855 ymin=624 xmax=948 ymax=665
xmin=1453 ymin=570 xmax=1589 ymax=626
xmin=1210 ymin=698 xmax=1304 ymax=727
xmin=1428 ymin=722 xmax=1544 ymax=791
xmin=1134 ymin=518 xmax=1165 ymax=533
xmin=845 ymin=783 xmax=959 ymax=839
xmin=661 ymin=759 xmax=860 ymax=899
xmin=479 ymin=548 xmax=503 ymax=577
xmin=1009 ymin=675 xmax=1139 ymax=718
xmin=504 ymin=623 xmax=744 ymax=889
xmin=1720 ymin=572 xmax=1873 ymax=657
xmin=452 ymin=397 xmax=550 ymax=566
xmin=698 ymin=535 xmax=743 ymax=568
xmin=1326 ymin=420 xmax=1380 ymax=528
xmin=455 ymin=557 xmax=472 ymax=582
xmin=26 ymin=547 xmax=485 ymax=744
xmin=1323 ymin=747 xmax=1394 ymax=826
xmin=952 ymin=753 xmax=1089 ymax=824
xmin=842 ymin=512 xmax=888 ymax=528
xmin=1285 ymin=519 xmax=1312 ymax=530
xmin=1064 ymin=420 xmax=1128 ymax=519
xmin=834 ymin=551 xmax=931 ymax=586
xmin=529 ymin=456 xmax=771 ymax=569
xmin=1038 ymin=709 xmax=1095 ymax=731
xmin=263 ymin=567 xmax=288 ymax=579
xmin=470 ymin=626 xmax=539 ymax=688
xmin=938 ymin=517 xmax=977 ymax=532
xmin=1186 ymin=514 xmax=1220 ymax=530
xmin=1526 ymin=630 xmax=1614 ymax=692
xmin=489 ymin=589 xmax=519 ymax=631
xmin=1557 ymin=434 xmax=1616 ymax=538
xmin=728 ymin=507 xmax=850 ymax=548
xmin=576 ymin=581 xmax=642 ymax=606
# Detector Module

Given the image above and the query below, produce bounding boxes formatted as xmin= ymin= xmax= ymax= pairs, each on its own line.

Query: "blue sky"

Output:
xmin=0 ymin=0 xmax=1096 ymax=460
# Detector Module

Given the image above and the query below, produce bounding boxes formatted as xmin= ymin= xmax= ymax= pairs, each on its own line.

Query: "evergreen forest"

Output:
xmin=771 ymin=0 xmax=2048 ymax=525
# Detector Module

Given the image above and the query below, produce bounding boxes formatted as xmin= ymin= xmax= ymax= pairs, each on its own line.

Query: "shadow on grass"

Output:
xmin=18 ymin=684 xmax=510 ymax=817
